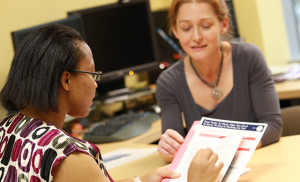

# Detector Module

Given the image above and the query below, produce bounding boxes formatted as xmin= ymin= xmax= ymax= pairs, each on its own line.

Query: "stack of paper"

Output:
xmin=163 ymin=117 xmax=267 ymax=182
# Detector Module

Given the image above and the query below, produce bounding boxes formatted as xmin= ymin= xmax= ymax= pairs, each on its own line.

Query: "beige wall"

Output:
xmin=0 ymin=0 xmax=291 ymax=118
xmin=234 ymin=0 xmax=290 ymax=66
xmin=0 ymin=0 xmax=172 ymax=118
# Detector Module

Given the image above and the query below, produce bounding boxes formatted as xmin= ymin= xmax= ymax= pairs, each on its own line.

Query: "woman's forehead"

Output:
xmin=77 ymin=43 xmax=95 ymax=68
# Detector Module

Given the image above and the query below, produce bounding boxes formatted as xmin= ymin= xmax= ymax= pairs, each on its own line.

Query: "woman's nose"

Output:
xmin=94 ymin=80 xmax=98 ymax=88
xmin=193 ymin=28 xmax=202 ymax=41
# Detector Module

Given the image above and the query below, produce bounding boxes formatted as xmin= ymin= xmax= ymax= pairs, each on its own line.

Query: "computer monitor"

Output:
xmin=11 ymin=14 xmax=84 ymax=51
xmin=68 ymin=0 xmax=160 ymax=95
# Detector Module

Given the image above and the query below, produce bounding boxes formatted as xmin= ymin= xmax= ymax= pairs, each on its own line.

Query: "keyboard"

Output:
xmin=83 ymin=110 xmax=160 ymax=143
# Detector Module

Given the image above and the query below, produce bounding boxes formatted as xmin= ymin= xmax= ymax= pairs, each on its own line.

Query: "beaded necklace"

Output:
xmin=189 ymin=45 xmax=224 ymax=100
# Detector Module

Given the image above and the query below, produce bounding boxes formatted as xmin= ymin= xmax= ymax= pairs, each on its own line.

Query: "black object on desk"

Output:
xmin=83 ymin=110 xmax=160 ymax=143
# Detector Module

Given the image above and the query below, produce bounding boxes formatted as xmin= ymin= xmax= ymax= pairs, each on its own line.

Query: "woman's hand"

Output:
xmin=157 ymin=129 xmax=184 ymax=162
xmin=188 ymin=148 xmax=224 ymax=182
xmin=140 ymin=164 xmax=180 ymax=182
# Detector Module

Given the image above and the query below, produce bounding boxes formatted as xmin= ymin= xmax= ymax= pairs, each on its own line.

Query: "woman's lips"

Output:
xmin=191 ymin=45 xmax=207 ymax=50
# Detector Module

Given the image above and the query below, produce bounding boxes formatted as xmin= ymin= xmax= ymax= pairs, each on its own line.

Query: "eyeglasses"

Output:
xmin=71 ymin=70 xmax=103 ymax=82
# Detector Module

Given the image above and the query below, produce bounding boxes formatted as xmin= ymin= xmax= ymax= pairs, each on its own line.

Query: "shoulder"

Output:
xmin=52 ymin=151 xmax=109 ymax=182
xmin=41 ymin=125 xmax=105 ymax=181
xmin=159 ymin=60 xmax=183 ymax=77
xmin=232 ymin=42 xmax=267 ymax=67
xmin=232 ymin=42 xmax=261 ymax=51
xmin=157 ymin=60 xmax=184 ymax=85
xmin=48 ymin=133 xmax=110 ymax=181
xmin=30 ymin=122 xmax=97 ymax=156
xmin=156 ymin=60 xmax=185 ymax=95
xmin=232 ymin=42 xmax=264 ymax=57
xmin=231 ymin=42 xmax=271 ymax=78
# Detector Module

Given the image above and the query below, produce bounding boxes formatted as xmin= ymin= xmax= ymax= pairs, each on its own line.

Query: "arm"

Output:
xmin=156 ymin=72 xmax=186 ymax=161
xmin=53 ymin=152 xmax=110 ymax=182
xmin=248 ymin=44 xmax=282 ymax=147
xmin=156 ymin=71 xmax=186 ymax=136
xmin=53 ymin=152 xmax=180 ymax=182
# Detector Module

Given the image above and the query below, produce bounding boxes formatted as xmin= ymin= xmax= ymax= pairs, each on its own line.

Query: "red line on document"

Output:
xmin=242 ymin=137 xmax=256 ymax=140
xmin=199 ymin=133 xmax=226 ymax=139
xmin=237 ymin=147 xmax=250 ymax=151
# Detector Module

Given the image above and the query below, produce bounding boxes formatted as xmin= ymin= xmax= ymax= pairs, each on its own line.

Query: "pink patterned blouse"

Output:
xmin=0 ymin=113 xmax=114 ymax=182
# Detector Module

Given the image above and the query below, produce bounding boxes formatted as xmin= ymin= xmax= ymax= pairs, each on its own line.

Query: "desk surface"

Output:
xmin=275 ymin=79 xmax=300 ymax=100
xmin=98 ymin=135 xmax=300 ymax=181
xmin=238 ymin=135 xmax=300 ymax=181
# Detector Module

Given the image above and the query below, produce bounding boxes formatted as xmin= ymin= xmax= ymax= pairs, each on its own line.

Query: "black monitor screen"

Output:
xmin=11 ymin=14 xmax=84 ymax=51
xmin=68 ymin=0 xmax=159 ymax=84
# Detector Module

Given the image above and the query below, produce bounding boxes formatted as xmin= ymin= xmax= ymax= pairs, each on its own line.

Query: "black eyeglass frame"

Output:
xmin=70 ymin=70 xmax=103 ymax=82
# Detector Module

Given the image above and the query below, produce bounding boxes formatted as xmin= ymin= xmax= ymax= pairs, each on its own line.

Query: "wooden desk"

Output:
xmin=238 ymin=135 xmax=300 ymax=181
xmin=99 ymin=135 xmax=300 ymax=181
xmin=97 ymin=142 xmax=166 ymax=181
xmin=275 ymin=79 xmax=300 ymax=100
xmin=95 ymin=118 xmax=163 ymax=180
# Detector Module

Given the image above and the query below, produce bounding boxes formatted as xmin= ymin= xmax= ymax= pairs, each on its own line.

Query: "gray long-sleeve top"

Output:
xmin=156 ymin=42 xmax=282 ymax=147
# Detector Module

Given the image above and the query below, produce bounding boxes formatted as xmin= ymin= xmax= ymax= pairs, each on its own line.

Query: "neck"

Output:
xmin=189 ymin=45 xmax=224 ymax=81
xmin=21 ymin=106 xmax=66 ymax=129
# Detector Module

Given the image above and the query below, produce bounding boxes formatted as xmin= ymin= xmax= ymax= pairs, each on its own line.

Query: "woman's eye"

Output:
xmin=182 ymin=27 xmax=191 ymax=31
xmin=202 ymin=25 xmax=210 ymax=29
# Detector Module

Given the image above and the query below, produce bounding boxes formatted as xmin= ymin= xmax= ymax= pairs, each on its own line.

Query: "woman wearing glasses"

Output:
xmin=156 ymin=0 xmax=282 ymax=162
xmin=0 ymin=24 xmax=223 ymax=182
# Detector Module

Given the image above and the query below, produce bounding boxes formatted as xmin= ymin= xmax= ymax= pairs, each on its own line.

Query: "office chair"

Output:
xmin=280 ymin=105 xmax=300 ymax=136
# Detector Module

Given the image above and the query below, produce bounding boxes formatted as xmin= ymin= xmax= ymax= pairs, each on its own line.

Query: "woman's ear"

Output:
xmin=220 ymin=16 xmax=229 ymax=35
xmin=61 ymin=71 xmax=71 ymax=91
xmin=172 ymin=27 xmax=179 ymax=39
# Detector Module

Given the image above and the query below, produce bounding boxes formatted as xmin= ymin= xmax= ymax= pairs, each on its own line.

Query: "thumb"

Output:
xmin=157 ymin=165 xmax=181 ymax=179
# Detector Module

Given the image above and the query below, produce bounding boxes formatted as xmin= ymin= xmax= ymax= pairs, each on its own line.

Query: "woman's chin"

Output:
xmin=68 ymin=111 xmax=89 ymax=119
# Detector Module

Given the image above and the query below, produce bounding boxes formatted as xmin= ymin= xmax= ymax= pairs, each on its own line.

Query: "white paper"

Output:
xmin=102 ymin=147 xmax=157 ymax=169
xmin=163 ymin=117 xmax=267 ymax=182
